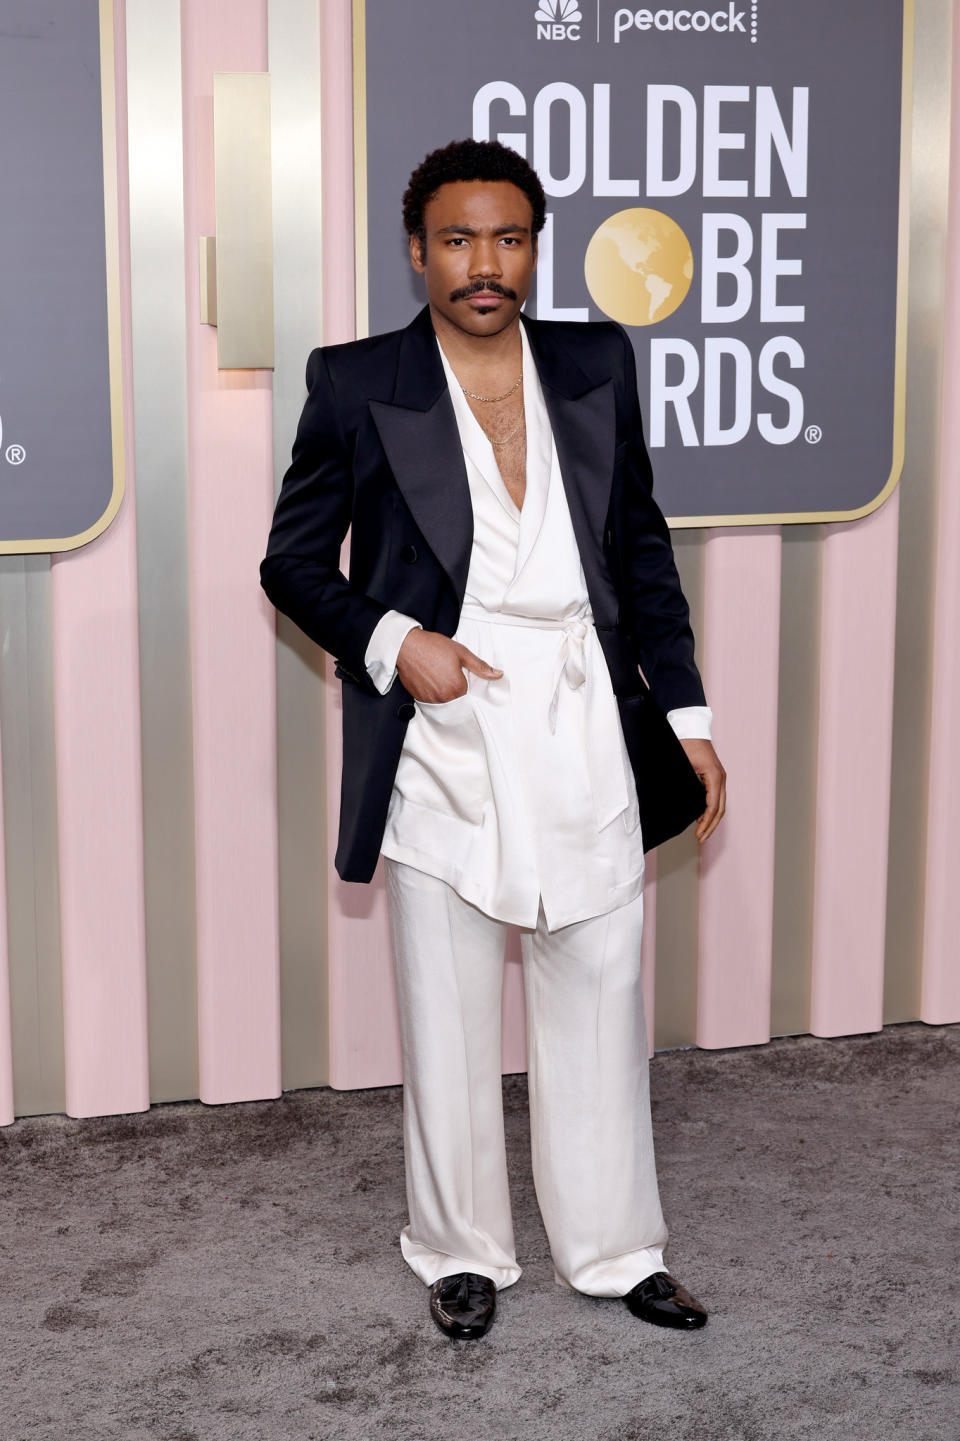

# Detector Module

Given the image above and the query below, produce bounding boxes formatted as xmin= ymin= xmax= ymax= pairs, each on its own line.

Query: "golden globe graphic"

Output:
xmin=585 ymin=208 xmax=694 ymax=327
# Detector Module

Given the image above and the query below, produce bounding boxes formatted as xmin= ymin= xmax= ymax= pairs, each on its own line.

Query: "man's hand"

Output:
xmin=679 ymin=738 xmax=726 ymax=844
xmin=397 ymin=628 xmax=502 ymax=703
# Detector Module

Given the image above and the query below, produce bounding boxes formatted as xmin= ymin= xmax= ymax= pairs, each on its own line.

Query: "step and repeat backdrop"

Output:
xmin=0 ymin=0 xmax=121 ymax=554
xmin=6 ymin=0 xmax=956 ymax=1127
xmin=357 ymin=0 xmax=909 ymax=524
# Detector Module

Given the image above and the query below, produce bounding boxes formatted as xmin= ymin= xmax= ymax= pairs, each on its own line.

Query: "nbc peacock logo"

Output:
xmin=535 ymin=0 xmax=583 ymax=40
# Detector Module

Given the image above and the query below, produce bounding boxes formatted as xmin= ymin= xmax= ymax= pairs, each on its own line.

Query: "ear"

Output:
xmin=531 ymin=233 xmax=538 ymax=273
xmin=409 ymin=232 xmax=426 ymax=274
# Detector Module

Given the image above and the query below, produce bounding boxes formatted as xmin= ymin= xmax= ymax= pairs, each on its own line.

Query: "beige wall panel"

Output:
xmin=269 ymin=0 xmax=329 ymax=1088
xmin=654 ymin=533 xmax=704 ymax=1050
xmin=770 ymin=526 xmax=820 ymax=1036
xmin=885 ymin=0 xmax=953 ymax=1023
xmin=213 ymin=73 xmax=274 ymax=370
xmin=126 ymin=0 xmax=199 ymax=1102
xmin=0 ymin=560 xmax=65 ymax=1116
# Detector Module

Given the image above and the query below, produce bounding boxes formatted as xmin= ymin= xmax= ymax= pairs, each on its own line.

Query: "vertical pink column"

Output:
xmin=921 ymin=0 xmax=960 ymax=1026
xmin=640 ymin=856 xmax=657 ymax=1057
xmin=810 ymin=497 xmax=899 ymax=1036
xmin=320 ymin=0 xmax=356 ymax=355
xmin=697 ymin=529 xmax=781 ymax=1048
xmin=51 ymin=0 xmax=150 ymax=1118
xmin=322 ymin=0 xmax=403 ymax=1088
xmin=0 ymin=718 xmax=13 ymax=1125
xmin=181 ymin=0 xmax=281 ymax=1102
xmin=500 ymin=932 xmax=527 ymax=1073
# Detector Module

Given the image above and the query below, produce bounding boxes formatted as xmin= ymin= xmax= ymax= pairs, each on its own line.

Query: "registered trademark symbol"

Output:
xmin=5 ymin=444 xmax=25 ymax=465
xmin=804 ymin=425 xmax=822 ymax=445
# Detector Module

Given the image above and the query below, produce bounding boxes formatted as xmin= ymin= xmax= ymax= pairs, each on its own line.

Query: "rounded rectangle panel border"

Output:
xmin=352 ymin=0 xmax=911 ymax=527
xmin=0 ymin=0 xmax=124 ymax=555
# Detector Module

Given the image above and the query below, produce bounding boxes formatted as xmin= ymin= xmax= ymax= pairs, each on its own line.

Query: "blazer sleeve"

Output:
xmin=612 ymin=324 xmax=707 ymax=712
xmin=260 ymin=348 xmax=387 ymax=686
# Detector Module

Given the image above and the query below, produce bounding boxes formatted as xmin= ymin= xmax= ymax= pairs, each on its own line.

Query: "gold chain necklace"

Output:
xmin=460 ymin=373 xmax=523 ymax=403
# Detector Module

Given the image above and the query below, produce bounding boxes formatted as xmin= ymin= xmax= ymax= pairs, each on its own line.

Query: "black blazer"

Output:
xmin=261 ymin=305 xmax=706 ymax=882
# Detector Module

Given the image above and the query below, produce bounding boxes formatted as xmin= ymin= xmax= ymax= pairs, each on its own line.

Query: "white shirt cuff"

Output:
xmin=364 ymin=611 xmax=422 ymax=695
xmin=666 ymin=705 xmax=713 ymax=741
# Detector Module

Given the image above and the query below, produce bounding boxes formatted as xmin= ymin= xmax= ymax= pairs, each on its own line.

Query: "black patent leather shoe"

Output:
xmin=624 ymin=1272 xmax=708 ymax=1329
xmin=429 ymin=1272 xmax=497 ymax=1340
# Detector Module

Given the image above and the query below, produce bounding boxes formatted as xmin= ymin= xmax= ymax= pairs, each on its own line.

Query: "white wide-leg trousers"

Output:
xmin=384 ymin=858 xmax=668 ymax=1298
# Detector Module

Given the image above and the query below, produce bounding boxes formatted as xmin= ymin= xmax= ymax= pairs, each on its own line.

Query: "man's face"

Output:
xmin=409 ymin=179 xmax=537 ymax=338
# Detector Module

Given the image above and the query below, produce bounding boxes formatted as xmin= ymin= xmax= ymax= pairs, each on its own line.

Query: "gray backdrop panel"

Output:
xmin=0 ymin=0 xmax=114 ymax=546
xmin=361 ymin=0 xmax=905 ymax=521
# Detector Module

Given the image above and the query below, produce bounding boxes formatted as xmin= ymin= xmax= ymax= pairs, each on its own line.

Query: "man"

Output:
xmin=261 ymin=139 xmax=726 ymax=1342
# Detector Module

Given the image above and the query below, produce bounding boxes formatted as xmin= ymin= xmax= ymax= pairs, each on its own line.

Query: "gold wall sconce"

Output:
xmin=199 ymin=72 xmax=274 ymax=370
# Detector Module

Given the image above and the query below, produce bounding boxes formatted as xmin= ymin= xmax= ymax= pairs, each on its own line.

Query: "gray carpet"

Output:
xmin=2 ymin=1023 xmax=958 ymax=1441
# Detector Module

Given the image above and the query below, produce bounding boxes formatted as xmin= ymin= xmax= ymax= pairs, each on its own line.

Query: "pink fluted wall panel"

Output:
xmin=181 ymin=0 xmax=281 ymax=1103
xmin=322 ymin=0 xmax=403 ymax=1089
xmin=640 ymin=857 xmax=657 ymax=1058
xmin=921 ymin=0 xmax=960 ymax=1026
xmin=51 ymin=0 xmax=150 ymax=1118
xmin=810 ymin=497 xmax=900 ymax=1036
xmin=320 ymin=0 xmax=356 ymax=353
xmin=501 ymin=934 xmax=528 ymax=1074
xmin=697 ymin=530 xmax=780 ymax=1048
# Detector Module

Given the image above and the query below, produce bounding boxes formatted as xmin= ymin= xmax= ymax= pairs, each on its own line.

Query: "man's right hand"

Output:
xmin=396 ymin=629 xmax=502 ymax=703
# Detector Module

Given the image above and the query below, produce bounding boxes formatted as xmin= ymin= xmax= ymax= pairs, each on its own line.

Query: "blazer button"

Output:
xmin=396 ymin=701 xmax=416 ymax=720
xmin=401 ymin=544 xmax=418 ymax=564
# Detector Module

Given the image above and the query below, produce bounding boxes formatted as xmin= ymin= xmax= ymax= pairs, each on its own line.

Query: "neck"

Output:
xmin=429 ymin=307 xmax=523 ymax=375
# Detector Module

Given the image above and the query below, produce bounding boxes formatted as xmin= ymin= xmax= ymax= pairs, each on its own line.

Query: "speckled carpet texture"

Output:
xmin=2 ymin=1023 xmax=958 ymax=1441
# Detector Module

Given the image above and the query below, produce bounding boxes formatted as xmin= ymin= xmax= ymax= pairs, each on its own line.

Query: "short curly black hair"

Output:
xmin=402 ymin=139 xmax=547 ymax=252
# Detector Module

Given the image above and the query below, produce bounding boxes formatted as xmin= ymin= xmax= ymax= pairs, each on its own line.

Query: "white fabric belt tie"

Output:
xmin=459 ymin=603 xmax=588 ymax=729
xmin=457 ymin=603 xmax=629 ymax=831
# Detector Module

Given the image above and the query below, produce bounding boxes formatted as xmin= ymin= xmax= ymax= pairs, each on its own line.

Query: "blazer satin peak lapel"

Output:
xmin=525 ymin=317 xmax=618 ymax=628
xmin=369 ymin=309 xmax=473 ymax=604
xmin=369 ymin=307 xmax=617 ymax=617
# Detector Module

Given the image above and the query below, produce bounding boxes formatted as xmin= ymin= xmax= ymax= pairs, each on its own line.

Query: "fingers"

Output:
xmin=454 ymin=642 xmax=503 ymax=679
xmin=696 ymin=765 xmax=727 ymax=843
xmin=678 ymin=739 xmax=726 ymax=843
xmin=397 ymin=632 xmax=503 ymax=703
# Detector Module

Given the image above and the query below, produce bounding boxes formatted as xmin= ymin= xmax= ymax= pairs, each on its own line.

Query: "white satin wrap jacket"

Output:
xmin=366 ymin=330 xmax=711 ymax=931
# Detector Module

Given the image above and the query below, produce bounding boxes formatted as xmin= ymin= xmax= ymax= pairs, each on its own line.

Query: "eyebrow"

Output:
xmin=434 ymin=223 xmax=531 ymax=236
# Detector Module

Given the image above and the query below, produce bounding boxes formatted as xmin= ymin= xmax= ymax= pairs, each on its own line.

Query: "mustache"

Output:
xmin=448 ymin=279 xmax=518 ymax=303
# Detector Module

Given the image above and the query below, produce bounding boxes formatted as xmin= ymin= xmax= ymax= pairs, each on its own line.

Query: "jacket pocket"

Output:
xmin=394 ymin=692 xmax=488 ymax=826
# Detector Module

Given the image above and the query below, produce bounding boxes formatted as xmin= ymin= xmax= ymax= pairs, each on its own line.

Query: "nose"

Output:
xmin=469 ymin=239 xmax=501 ymax=278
